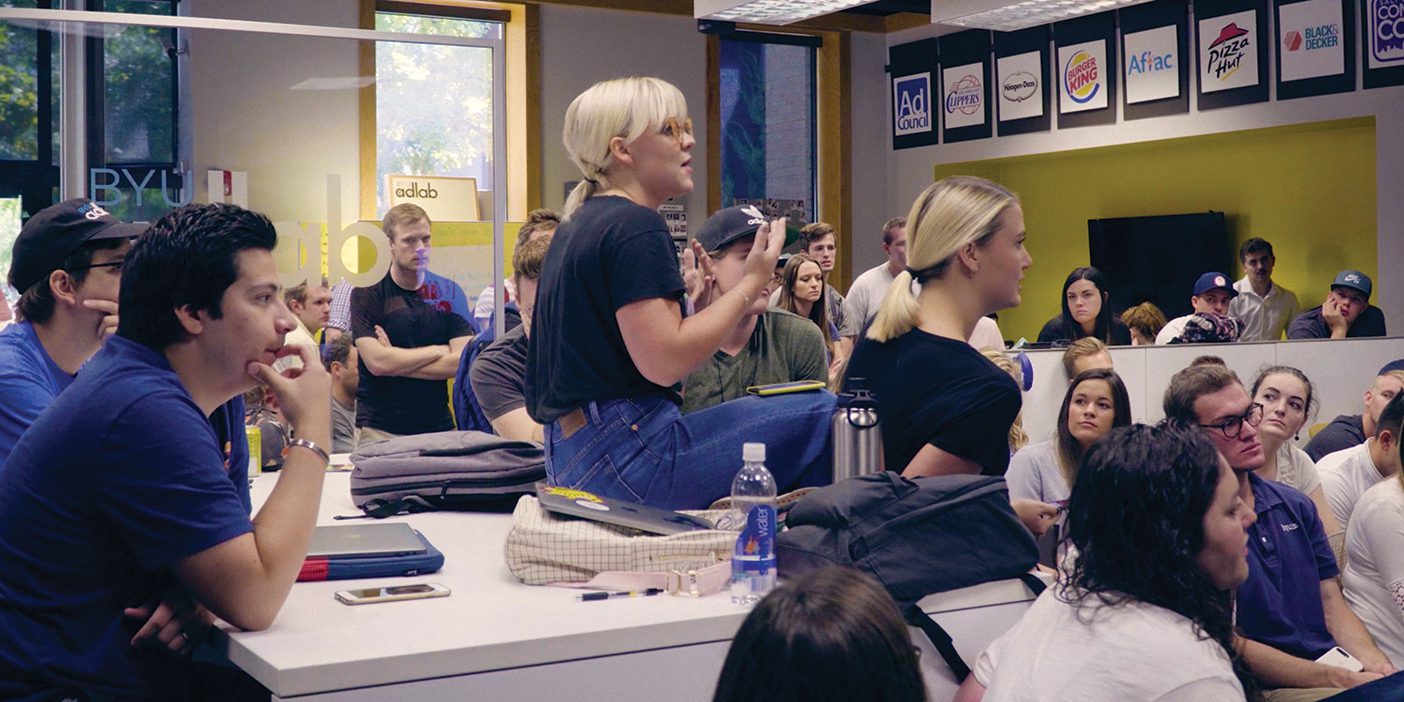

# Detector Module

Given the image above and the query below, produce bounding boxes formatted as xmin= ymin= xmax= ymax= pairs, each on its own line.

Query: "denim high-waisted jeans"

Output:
xmin=544 ymin=392 xmax=835 ymax=510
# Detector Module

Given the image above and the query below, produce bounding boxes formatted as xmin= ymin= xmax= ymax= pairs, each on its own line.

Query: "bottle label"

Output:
xmin=733 ymin=504 xmax=776 ymax=576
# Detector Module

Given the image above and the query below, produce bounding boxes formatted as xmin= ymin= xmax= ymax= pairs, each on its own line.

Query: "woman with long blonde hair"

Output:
xmin=524 ymin=77 xmax=834 ymax=510
xmin=844 ymin=176 xmax=1032 ymax=479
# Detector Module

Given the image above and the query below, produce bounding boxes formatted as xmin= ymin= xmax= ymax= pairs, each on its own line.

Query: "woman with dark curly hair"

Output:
xmin=956 ymin=423 xmax=1256 ymax=701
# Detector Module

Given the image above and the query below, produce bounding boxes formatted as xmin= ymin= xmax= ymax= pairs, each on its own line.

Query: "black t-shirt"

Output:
xmin=470 ymin=324 xmax=529 ymax=422
xmin=351 ymin=273 xmax=474 ymax=434
xmin=1036 ymin=315 xmax=1133 ymax=346
xmin=845 ymin=329 xmax=1021 ymax=476
xmin=526 ymin=196 xmax=685 ymax=423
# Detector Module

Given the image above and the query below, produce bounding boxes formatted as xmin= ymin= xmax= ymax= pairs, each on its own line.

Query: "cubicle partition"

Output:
xmin=1017 ymin=337 xmax=1403 ymax=444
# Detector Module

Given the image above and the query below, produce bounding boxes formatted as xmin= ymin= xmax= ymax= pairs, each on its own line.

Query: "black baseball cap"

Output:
xmin=8 ymin=199 xmax=145 ymax=293
xmin=694 ymin=205 xmax=800 ymax=254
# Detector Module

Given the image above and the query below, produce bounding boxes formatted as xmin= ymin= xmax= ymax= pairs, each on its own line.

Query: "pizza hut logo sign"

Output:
xmin=1207 ymin=22 xmax=1252 ymax=81
xmin=945 ymin=75 xmax=983 ymax=115
xmin=1001 ymin=71 xmax=1037 ymax=102
xmin=1373 ymin=0 xmax=1404 ymax=63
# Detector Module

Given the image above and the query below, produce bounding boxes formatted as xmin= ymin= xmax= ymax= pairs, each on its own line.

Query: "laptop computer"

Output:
xmin=306 ymin=523 xmax=429 ymax=559
xmin=535 ymin=484 xmax=715 ymax=536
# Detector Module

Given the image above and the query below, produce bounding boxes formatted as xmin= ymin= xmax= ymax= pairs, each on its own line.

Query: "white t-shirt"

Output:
xmin=273 ymin=320 xmax=318 ymax=373
xmin=968 ymin=316 xmax=1006 ymax=351
xmin=1272 ymin=443 xmax=1323 ymax=496
xmin=1005 ymin=439 xmax=1069 ymax=505
xmin=473 ymin=278 xmax=516 ymax=326
xmin=841 ymin=263 xmax=896 ymax=336
xmin=1230 ymin=277 xmax=1300 ymax=342
xmin=974 ymin=591 xmax=1244 ymax=700
xmin=1154 ymin=314 xmax=1193 ymax=345
xmin=1343 ymin=478 xmax=1404 ymax=668
xmin=1318 ymin=442 xmax=1386 ymax=530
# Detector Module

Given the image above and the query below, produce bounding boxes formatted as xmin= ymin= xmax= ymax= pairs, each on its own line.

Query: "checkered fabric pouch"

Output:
xmin=504 ymin=496 xmax=734 ymax=588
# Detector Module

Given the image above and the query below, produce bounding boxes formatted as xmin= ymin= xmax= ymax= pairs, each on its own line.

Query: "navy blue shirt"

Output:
xmin=0 ymin=320 xmax=75 ymax=468
xmin=0 ymin=336 xmax=253 ymax=699
xmin=1237 ymin=473 xmax=1339 ymax=660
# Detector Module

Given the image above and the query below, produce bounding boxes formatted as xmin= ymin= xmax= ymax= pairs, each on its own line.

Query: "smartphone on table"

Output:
xmin=334 ymin=582 xmax=451 ymax=605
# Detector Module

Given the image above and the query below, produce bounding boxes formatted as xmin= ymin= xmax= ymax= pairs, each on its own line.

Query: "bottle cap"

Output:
xmin=743 ymin=442 xmax=765 ymax=462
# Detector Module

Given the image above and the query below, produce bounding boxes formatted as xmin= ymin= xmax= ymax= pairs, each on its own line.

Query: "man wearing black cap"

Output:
xmin=0 ymin=199 xmax=139 ymax=466
xmin=1155 ymin=271 xmax=1239 ymax=344
xmin=1288 ymin=270 xmax=1388 ymax=339
xmin=679 ymin=206 xmax=827 ymax=413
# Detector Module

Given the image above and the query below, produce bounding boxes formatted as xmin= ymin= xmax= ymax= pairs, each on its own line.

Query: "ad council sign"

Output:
xmin=1280 ymin=0 xmax=1344 ymax=81
xmin=892 ymin=73 xmax=933 ymax=137
xmin=1124 ymin=25 xmax=1179 ymax=103
xmin=1371 ymin=0 xmax=1404 ymax=68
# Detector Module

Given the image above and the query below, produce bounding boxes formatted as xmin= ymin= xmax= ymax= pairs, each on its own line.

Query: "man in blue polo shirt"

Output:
xmin=0 ymin=203 xmax=331 ymax=700
xmin=1166 ymin=364 xmax=1395 ymax=699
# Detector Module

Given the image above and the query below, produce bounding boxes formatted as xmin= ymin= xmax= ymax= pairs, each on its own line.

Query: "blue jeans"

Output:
xmin=545 ymin=392 xmax=835 ymax=510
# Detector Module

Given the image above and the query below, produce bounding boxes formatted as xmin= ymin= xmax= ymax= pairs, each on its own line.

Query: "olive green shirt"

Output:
xmin=681 ymin=308 xmax=828 ymax=414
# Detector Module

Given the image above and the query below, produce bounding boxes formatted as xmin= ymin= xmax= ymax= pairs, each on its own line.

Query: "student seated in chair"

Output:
xmin=470 ymin=235 xmax=553 ymax=443
xmin=0 ymin=203 xmax=331 ymax=699
xmin=1305 ymin=363 xmax=1404 ymax=462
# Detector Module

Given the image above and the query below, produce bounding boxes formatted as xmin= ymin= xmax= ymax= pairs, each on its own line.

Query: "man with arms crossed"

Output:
xmin=1165 ymin=364 xmax=1395 ymax=699
xmin=0 ymin=203 xmax=331 ymax=699
xmin=1231 ymin=237 xmax=1299 ymax=341
xmin=1306 ymin=364 xmax=1404 ymax=461
xmin=1156 ymin=272 xmax=1237 ymax=344
xmin=678 ymin=206 xmax=827 ymax=414
xmin=841 ymin=217 xmax=906 ymax=335
xmin=351 ymin=204 xmax=473 ymax=445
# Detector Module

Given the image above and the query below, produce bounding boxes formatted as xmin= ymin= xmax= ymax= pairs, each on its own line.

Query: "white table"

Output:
xmin=217 ymin=473 xmax=1041 ymax=701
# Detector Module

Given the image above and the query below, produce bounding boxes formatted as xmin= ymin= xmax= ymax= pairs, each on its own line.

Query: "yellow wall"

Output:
xmin=340 ymin=221 xmax=523 ymax=279
xmin=934 ymin=116 xmax=1378 ymax=342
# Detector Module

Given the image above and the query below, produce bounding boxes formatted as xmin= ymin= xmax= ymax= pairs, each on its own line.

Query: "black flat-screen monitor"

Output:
xmin=1088 ymin=212 xmax=1230 ymax=321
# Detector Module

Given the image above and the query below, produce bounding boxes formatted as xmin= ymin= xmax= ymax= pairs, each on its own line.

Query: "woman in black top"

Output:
xmin=1036 ymin=266 xmax=1132 ymax=346
xmin=525 ymin=77 xmax=834 ymax=509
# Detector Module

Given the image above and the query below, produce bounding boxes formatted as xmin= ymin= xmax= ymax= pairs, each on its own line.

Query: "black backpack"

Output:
xmin=776 ymin=471 xmax=1044 ymax=681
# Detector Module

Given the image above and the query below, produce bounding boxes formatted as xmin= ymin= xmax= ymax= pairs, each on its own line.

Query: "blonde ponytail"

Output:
xmin=866 ymin=176 xmax=1017 ymax=342
xmin=560 ymin=76 xmax=689 ymax=221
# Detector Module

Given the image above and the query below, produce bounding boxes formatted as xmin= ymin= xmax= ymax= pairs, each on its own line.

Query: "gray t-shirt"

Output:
xmin=471 ymin=324 xmax=529 ymax=422
xmin=681 ymin=309 xmax=828 ymax=414
xmin=331 ymin=396 xmax=356 ymax=454
xmin=842 ymin=264 xmax=896 ymax=337
xmin=1004 ymin=439 xmax=1070 ymax=504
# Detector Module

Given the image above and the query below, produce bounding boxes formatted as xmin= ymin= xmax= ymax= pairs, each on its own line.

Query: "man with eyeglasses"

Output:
xmin=1165 ymin=364 xmax=1396 ymax=699
xmin=1317 ymin=394 xmax=1404 ymax=532
xmin=0 ymin=199 xmax=136 ymax=467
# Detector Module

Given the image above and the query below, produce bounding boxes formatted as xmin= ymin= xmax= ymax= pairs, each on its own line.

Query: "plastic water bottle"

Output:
xmin=730 ymin=442 xmax=777 ymax=528
xmin=730 ymin=442 xmax=777 ymax=605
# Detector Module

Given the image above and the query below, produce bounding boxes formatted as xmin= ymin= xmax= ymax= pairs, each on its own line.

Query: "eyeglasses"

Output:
xmin=661 ymin=117 xmax=693 ymax=144
xmin=66 ymin=259 xmax=124 ymax=274
xmin=1199 ymin=403 xmax=1264 ymax=440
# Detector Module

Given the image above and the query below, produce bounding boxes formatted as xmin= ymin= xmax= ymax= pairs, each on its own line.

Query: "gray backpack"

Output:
xmin=349 ymin=431 xmax=545 ymax=517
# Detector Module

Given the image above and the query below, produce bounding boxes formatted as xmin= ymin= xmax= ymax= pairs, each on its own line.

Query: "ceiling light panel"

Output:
xmin=695 ymin=0 xmax=877 ymax=26
xmin=931 ymin=0 xmax=1154 ymax=32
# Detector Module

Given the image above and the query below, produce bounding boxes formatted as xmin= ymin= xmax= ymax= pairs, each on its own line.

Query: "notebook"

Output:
xmin=306 ymin=523 xmax=429 ymax=559
xmin=535 ymin=484 xmax=715 ymax=536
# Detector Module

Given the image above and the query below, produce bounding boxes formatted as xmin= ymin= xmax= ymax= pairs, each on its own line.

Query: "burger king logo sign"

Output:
xmin=1057 ymin=40 xmax=1108 ymax=113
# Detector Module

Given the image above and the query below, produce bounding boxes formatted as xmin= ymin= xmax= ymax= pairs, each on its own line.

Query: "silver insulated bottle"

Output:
xmin=832 ymin=378 xmax=881 ymax=481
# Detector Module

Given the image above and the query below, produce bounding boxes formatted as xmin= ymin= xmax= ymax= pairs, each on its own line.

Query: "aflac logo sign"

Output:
xmin=1124 ymin=25 xmax=1179 ymax=104
xmin=893 ymin=73 xmax=932 ymax=137
xmin=1063 ymin=51 xmax=1101 ymax=103
xmin=1373 ymin=0 xmax=1404 ymax=64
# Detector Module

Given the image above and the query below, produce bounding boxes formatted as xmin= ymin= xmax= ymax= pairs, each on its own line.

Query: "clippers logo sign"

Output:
xmin=942 ymin=63 xmax=985 ymax=130
xmin=1124 ymin=25 xmax=1180 ymax=104
xmin=1058 ymin=40 xmax=1108 ymax=113
xmin=1280 ymin=0 xmax=1344 ymax=81
xmin=996 ymin=50 xmax=1043 ymax=121
xmin=1370 ymin=0 xmax=1404 ymax=68
xmin=892 ymin=73 xmax=932 ymax=137
xmin=1199 ymin=11 xmax=1259 ymax=92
